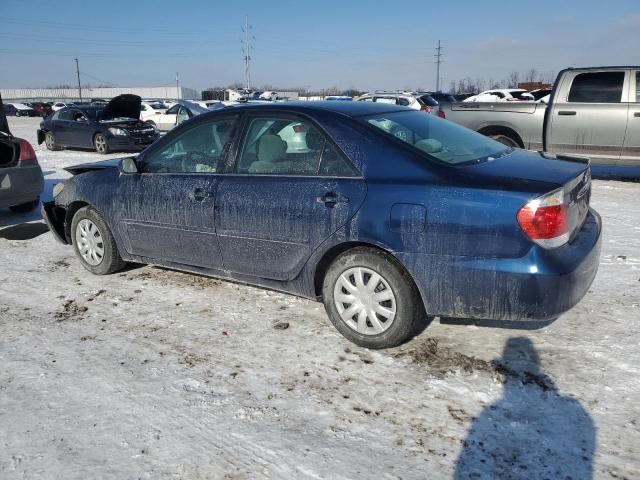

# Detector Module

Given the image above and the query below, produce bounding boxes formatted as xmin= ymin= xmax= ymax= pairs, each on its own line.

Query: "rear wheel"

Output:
xmin=9 ymin=197 xmax=40 ymax=213
xmin=490 ymin=134 xmax=520 ymax=148
xmin=94 ymin=134 xmax=109 ymax=154
xmin=322 ymin=247 xmax=427 ymax=349
xmin=45 ymin=131 xmax=61 ymax=151
xmin=71 ymin=206 xmax=126 ymax=275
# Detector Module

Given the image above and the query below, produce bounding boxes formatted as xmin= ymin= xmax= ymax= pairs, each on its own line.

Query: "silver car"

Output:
xmin=0 ymin=96 xmax=44 ymax=212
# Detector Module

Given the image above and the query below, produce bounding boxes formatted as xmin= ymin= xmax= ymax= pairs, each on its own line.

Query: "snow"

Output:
xmin=1 ymin=117 xmax=639 ymax=479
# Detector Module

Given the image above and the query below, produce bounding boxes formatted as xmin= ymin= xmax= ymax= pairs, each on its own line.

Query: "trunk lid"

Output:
xmin=0 ymin=93 xmax=11 ymax=136
xmin=100 ymin=94 xmax=142 ymax=121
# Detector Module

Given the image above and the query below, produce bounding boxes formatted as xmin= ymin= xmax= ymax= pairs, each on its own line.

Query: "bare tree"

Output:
xmin=507 ymin=71 xmax=520 ymax=88
xmin=524 ymin=68 xmax=538 ymax=83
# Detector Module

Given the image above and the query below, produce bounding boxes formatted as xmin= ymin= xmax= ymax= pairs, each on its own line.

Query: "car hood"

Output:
xmin=0 ymin=94 xmax=11 ymax=136
xmin=101 ymin=94 xmax=142 ymax=121
xmin=458 ymin=149 xmax=589 ymax=192
xmin=64 ymin=158 xmax=125 ymax=175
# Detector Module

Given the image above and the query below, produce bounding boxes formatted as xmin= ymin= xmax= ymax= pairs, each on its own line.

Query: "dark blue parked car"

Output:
xmin=42 ymin=102 xmax=601 ymax=348
xmin=37 ymin=94 xmax=159 ymax=154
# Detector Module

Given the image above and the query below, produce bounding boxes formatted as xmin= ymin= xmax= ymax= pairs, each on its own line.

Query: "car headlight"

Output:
xmin=108 ymin=127 xmax=128 ymax=136
xmin=52 ymin=182 xmax=65 ymax=197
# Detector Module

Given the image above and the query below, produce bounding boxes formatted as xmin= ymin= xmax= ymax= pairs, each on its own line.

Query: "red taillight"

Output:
xmin=517 ymin=188 xmax=569 ymax=248
xmin=18 ymin=139 xmax=37 ymax=164
xmin=420 ymin=105 xmax=432 ymax=113
xmin=437 ymin=110 xmax=446 ymax=119
xmin=292 ymin=124 xmax=306 ymax=133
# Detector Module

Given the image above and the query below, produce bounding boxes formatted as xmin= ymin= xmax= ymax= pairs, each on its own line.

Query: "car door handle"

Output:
xmin=558 ymin=111 xmax=577 ymax=116
xmin=634 ymin=112 xmax=640 ymax=117
xmin=189 ymin=187 xmax=214 ymax=202
xmin=317 ymin=192 xmax=349 ymax=207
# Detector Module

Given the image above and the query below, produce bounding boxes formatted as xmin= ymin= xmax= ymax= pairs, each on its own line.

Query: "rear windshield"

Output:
xmin=418 ymin=95 xmax=439 ymax=107
xmin=363 ymin=111 xmax=510 ymax=165
xmin=509 ymin=91 xmax=531 ymax=100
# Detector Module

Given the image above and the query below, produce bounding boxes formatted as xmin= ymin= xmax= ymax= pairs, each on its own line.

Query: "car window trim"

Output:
xmin=225 ymin=110 xmax=362 ymax=178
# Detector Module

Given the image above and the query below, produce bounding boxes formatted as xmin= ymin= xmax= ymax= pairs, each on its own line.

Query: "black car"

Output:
xmin=37 ymin=94 xmax=159 ymax=154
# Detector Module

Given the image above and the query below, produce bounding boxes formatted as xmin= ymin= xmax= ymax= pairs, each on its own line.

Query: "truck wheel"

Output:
xmin=71 ymin=206 xmax=126 ymax=275
xmin=322 ymin=247 xmax=427 ymax=349
xmin=94 ymin=134 xmax=109 ymax=154
xmin=491 ymin=134 xmax=520 ymax=148
xmin=9 ymin=197 xmax=40 ymax=213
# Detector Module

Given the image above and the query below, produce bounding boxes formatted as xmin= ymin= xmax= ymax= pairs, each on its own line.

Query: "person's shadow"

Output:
xmin=454 ymin=337 xmax=595 ymax=480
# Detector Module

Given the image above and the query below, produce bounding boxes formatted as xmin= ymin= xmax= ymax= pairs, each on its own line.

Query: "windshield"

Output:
xmin=363 ymin=110 xmax=511 ymax=165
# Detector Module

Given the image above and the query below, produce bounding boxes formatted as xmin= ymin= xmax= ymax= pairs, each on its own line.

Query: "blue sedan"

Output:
xmin=42 ymin=102 xmax=601 ymax=348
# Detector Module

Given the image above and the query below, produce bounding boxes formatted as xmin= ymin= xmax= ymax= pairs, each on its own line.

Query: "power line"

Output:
xmin=434 ymin=40 xmax=443 ymax=91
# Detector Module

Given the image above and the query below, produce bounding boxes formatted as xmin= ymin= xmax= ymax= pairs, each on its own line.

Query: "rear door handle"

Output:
xmin=558 ymin=111 xmax=577 ymax=116
xmin=317 ymin=192 xmax=349 ymax=207
xmin=634 ymin=112 xmax=640 ymax=117
xmin=190 ymin=187 xmax=214 ymax=202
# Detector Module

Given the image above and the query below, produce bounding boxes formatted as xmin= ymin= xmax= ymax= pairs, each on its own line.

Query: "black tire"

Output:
xmin=490 ymin=134 xmax=520 ymax=148
xmin=45 ymin=131 xmax=61 ymax=151
xmin=9 ymin=196 xmax=40 ymax=213
xmin=71 ymin=206 xmax=126 ymax=275
xmin=322 ymin=247 xmax=427 ymax=349
xmin=94 ymin=133 xmax=109 ymax=154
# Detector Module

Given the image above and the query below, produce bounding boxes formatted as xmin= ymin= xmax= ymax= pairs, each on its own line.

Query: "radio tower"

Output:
xmin=241 ymin=16 xmax=254 ymax=91
xmin=434 ymin=40 xmax=444 ymax=91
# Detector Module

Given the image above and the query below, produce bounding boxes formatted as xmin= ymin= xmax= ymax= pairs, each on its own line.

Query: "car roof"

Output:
xmin=219 ymin=101 xmax=413 ymax=117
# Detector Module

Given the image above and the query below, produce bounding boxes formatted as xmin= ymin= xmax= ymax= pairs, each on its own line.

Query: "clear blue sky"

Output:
xmin=0 ymin=0 xmax=638 ymax=92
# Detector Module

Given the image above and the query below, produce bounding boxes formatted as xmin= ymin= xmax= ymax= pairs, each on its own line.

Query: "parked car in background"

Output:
xmin=52 ymin=102 xmax=75 ymax=111
xmin=149 ymin=100 xmax=209 ymax=132
xmin=464 ymin=89 xmax=535 ymax=102
xmin=29 ymin=102 xmax=53 ymax=117
xmin=6 ymin=103 xmax=38 ymax=117
xmin=418 ymin=91 xmax=457 ymax=104
xmin=529 ymin=88 xmax=553 ymax=101
xmin=0 ymin=95 xmax=44 ymax=212
xmin=43 ymin=101 xmax=600 ymax=349
xmin=325 ymin=96 xmax=353 ymax=101
xmin=356 ymin=92 xmax=440 ymax=115
xmin=37 ymin=94 xmax=159 ymax=154
xmin=140 ymin=101 xmax=167 ymax=123
xmin=437 ymin=66 xmax=640 ymax=170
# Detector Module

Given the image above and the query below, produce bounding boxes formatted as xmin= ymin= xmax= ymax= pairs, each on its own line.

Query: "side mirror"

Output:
xmin=121 ymin=157 xmax=139 ymax=174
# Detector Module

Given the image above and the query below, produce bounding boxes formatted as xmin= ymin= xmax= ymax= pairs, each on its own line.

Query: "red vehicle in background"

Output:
xmin=30 ymin=102 xmax=53 ymax=117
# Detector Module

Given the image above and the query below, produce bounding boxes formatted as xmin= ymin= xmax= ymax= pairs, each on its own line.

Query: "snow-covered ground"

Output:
xmin=1 ymin=117 xmax=638 ymax=479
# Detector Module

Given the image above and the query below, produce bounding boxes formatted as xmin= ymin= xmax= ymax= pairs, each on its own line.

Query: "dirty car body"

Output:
xmin=0 ymin=94 xmax=44 ymax=212
xmin=43 ymin=102 xmax=601 ymax=347
xmin=37 ymin=94 xmax=159 ymax=153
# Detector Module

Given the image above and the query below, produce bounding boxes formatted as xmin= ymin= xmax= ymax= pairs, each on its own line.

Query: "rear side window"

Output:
xmin=568 ymin=72 xmax=625 ymax=103
xmin=58 ymin=109 xmax=73 ymax=120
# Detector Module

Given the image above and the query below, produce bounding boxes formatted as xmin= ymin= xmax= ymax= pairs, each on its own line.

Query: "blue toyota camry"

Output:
xmin=42 ymin=102 xmax=601 ymax=348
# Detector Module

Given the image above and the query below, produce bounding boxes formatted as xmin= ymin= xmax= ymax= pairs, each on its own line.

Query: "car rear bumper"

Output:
xmin=41 ymin=201 xmax=68 ymax=243
xmin=0 ymin=165 xmax=44 ymax=208
xmin=398 ymin=209 xmax=602 ymax=321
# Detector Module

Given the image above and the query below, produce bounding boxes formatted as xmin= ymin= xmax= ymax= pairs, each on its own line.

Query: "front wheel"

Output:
xmin=71 ymin=206 xmax=126 ymax=275
xmin=322 ymin=247 xmax=427 ymax=349
xmin=94 ymin=134 xmax=109 ymax=154
xmin=45 ymin=131 xmax=61 ymax=151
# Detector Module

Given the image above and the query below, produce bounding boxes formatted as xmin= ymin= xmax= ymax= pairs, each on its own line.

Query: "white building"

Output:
xmin=0 ymin=86 xmax=199 ymax=102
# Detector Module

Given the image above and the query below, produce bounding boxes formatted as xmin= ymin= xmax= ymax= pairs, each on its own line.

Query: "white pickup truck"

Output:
xmin=439 ymin=67 xmax=640 ymax=167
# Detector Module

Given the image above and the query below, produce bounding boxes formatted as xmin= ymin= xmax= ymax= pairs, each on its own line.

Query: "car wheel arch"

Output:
xmin=477 ymin=125 xmax=524 ymax=148
xmin=312 ymin=241 xmax=421 ymax=302
xmin=63 ymin=201 xmax=92 ymax=243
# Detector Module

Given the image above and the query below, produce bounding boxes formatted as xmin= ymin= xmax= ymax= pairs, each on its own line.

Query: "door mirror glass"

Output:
xmin=121 ymin=157 xmax=138 ymax=174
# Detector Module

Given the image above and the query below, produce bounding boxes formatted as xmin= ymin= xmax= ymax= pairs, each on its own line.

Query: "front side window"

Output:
xmin=568 ymin=71 xmax=625 ymax=103
xmin=142 ymin=115 xmax=238 ymax=174
xmin=364 ymin=110 xmax=510 ymax=165
xmin=237 ymin=116 xmax=359 ymax=177
xmin=636 ymin=72 xmax=640 ymax=102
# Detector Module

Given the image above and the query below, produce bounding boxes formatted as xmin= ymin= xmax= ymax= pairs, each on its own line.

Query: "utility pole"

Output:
xmin=242 ymin=15 xmax=254 ymax=91
xmin=176 ymin=72 xmax=180 ymax=99
xmin=74 ymin=57 xmax=82 ymax=103
xmin=434 ymin=40 xmax=443 ymax=92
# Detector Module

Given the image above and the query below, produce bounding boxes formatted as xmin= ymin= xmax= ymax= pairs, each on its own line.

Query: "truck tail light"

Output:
xmin=18 ymin=139 xmax=38 ymax=164
xmin=517 ymin=188 xmax=569 ymax=248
